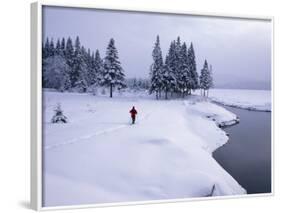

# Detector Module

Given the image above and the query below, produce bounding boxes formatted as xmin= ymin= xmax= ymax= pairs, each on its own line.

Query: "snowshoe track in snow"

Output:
xmin=44 ymin=111 xmax=151 ymax=150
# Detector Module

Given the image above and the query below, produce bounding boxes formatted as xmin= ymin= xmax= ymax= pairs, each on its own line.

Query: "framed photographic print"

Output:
xmin=31 ymin=1 xmax=274 ymax=210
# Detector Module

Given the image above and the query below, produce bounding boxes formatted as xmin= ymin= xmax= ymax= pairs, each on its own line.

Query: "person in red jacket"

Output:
xmin=129 ymin=106 xmax=138 ymax=124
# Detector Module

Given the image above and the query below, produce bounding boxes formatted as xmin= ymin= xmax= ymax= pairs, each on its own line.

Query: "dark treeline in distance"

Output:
xmin=42 ymin=36 xmax=126 ymax=97
xmin=149 ymin=35 xmax=213 ymax=99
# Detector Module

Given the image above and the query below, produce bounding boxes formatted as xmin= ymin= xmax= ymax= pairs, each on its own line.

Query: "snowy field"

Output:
xmin=203 ymin=89 xmax=271 ymax=112
xmin=42 ymin=90 xmax=246 ymax=207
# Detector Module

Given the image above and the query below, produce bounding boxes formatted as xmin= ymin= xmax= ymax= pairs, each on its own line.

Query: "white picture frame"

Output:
xmin=31 ymin=1 xmax=274 ymax=211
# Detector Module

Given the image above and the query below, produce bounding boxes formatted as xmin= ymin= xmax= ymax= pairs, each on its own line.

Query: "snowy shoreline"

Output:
xmin=210 ymin=100 xmax=271 ymax=112
xmin=43 ymin=91 xmax=247 ymax=206
xmin=205 ymin=108 xmax=240 ymax=128
xmin=203 ymin=89 xmax=271 ymax=112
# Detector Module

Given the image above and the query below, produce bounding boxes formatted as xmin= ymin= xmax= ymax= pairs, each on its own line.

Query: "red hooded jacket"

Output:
xmin=130 ymin=107 xmax=137 ymax=118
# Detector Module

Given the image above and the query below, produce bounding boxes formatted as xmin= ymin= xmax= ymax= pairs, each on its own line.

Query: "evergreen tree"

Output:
xmin=166 ymin=41 xmax=177 ymax=96
xmin=72 ymin=36 xmax=88 ymax=92
xmin=65 ymin=37 xmax=74 ymax=72
xmin=49 ymin=38 xmax=55 ymax=57
xmin=51 ymin=103 xmax=68 ymax=123
xmin=162 ymin=54 xmax=175 ymax=99
xmin=84 ymin=48 xmax=95 ymax=86
xmin=94 ymin=50 xmax=104 ymax=85
xmin=60 ymin=37 xmax=66 ymax=55
xmin=42 ymin=37 xmax=50 ymax=87
xmin=188 ymin=42 xmax=198 ymax=92
xmin=174 ymin=37 xmax=183 ymax=94
xmin=180 ymin=42 xmax=192 ymax=96
xmin=43 ymin=55 xmax=71 ymax=91
xmin=149 ymin=35 xmax=164 ymax=99
xmin=206 ymin=64 xmax=214 ymax=96
xmin=43 ymin=37 xmax=50 ymax=59
xmin=101 ymin=38 xmax=126 ymax=98
xmin=199 ymin=59 xmax=212 ymax=97
xmin=55 ymin=39 xmax=61 ymax=55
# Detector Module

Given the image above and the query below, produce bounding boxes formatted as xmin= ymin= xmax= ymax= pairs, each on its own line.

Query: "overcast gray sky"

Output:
xmin=43 ymin=6 xmax=272 ymax=89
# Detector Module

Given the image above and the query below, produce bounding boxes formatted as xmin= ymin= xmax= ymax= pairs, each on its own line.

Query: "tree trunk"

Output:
xmin=110 ymin=84 xmax=113 ymax=98
xmin=165 ymin=89 xmax=168 ymax=100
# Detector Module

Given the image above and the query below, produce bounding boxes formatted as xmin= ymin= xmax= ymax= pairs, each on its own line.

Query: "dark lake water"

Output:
xmin=213 ymin=105 xmax=272 ymax=194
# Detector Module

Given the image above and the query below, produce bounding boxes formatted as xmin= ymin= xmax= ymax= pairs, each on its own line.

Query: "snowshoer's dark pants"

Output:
xmin=131 ymin=115 xmax=136 ymax=124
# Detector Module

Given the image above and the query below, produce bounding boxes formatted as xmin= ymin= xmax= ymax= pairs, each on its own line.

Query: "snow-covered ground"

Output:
xmin=42 ymin=91 xmax=245 ymax=207
xmin=203 ymin=89 xmax=271 ymax=112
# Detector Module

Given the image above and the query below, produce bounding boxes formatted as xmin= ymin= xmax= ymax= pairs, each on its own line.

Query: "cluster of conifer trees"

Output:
xmin=149 ymin=35 xmax=213 ymax=99
xmin=42 ymin=36 xmax=126 ymax=97
xmin=42 ymin=35 xmax=213 ymax=99
xmin=126 ymin=78 xmax=150 ymax=91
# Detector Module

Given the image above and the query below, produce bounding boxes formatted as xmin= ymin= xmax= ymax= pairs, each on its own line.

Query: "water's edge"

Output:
xmin=213 ymin=104 xmax=271 ymax=194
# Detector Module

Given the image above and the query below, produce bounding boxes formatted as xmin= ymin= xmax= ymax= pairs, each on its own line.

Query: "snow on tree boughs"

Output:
xmin=100 ymin=38 xmax=126 ymax=98
xmin=199 ymin=59 xmax=213 ymax=97
xmin=149 ymin=36 xmax=203 ymax=99
xmin=51 ymin=103 xmax=68 ymax=123
xmin=42 ymin=36 xmax=102 ymax=93
xmin=188 ymin=42 xmax=198 ymax=91
xmin=43 ymin=55 xmax=71 ymax=92
xmin=149 ymin=35 xmax=164 ymax=99
xmin=94 ymin=50 xmax=104 ymax=86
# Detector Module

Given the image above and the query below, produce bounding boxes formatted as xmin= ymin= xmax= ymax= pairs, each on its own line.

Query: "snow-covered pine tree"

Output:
xmin=55 ymin=39 xmax=61 ymax=55
xmin=65 ymin=37 xmax=74 ymax=84
xmin=174 ymin=36 xmax=184 ymax=95
xmin=180 ymin=42 xmax=192 ymax=97
xmin=166 ymin=41 xmax=177 ymax=97
xmin=188 ymin=42 xmax=198 ymax=93
xmin=72 ymin=37 xmax=89 ymax=92
xmin=43 ymin=37 xmax=50 ymax=59
xmin=49 ymin=38 xmax=55 ymax=57
xmin=89 ymin=51 xmax=98 ymax=95
xmin=42 ymin=38 xmax=51 ymax=88
xmin=83 ymin=47 xmax=95 ymax=87
xmin=86 ymin=48 xmax=92 ymax=67
xmin=71 ymin=36 xmax=82 ymax=86
xmin=162 ymin=54 xmax=175 ymax=99
xmin=60 ymin=37 xmax=66 ymax=56
xmin=206 ymin=64 xmax=214 ymax=97
xmin=94 ymin=49 xmax=104 ymax=85
xmin=51 ymin=103 xmax=68 ymax=123
xmin=199 ymin=59 xmax=212 ymax=97
xmin=149 ymin=35 xmax=164 ymax=99
xmin=86 ymin=49 xmax=96 ymax=87
xmin=101 ymin=38 xmax=126 ymax=98
xmin=91 ymin=51 xmax=95 ymax=67
xmin=43 ymin=55 xmax=71 ymax=91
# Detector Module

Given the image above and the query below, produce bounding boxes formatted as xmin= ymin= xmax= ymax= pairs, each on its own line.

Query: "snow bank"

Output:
xmin=205 ymin=89 xmax=271 ymax=112
xmin=43 ymin=91 xmax=245 ymax=207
